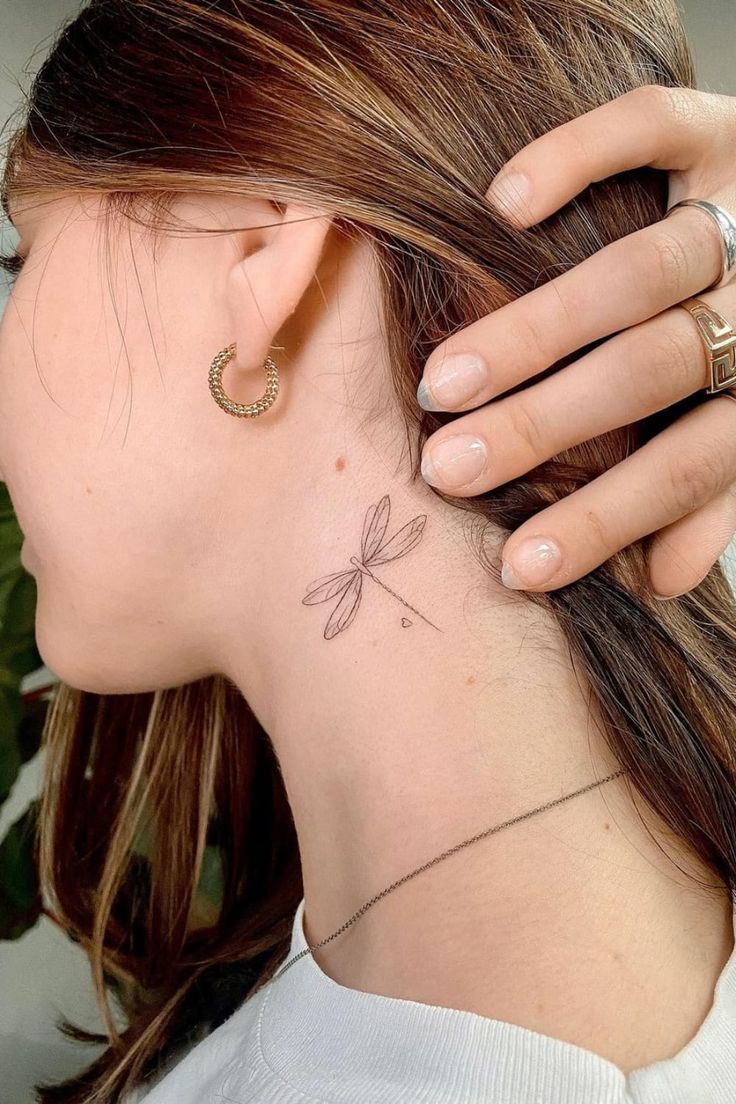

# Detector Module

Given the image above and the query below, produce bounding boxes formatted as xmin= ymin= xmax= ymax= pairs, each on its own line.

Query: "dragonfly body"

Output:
xmin=302 ymin=494 xmax=442 ymax=640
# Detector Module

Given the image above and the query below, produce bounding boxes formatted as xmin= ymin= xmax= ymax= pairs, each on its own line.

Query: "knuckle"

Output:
xmin=646 ymin=324 xmax=699 ymax=397
xmin=668 ymin=446 xmax=728 ymax=513
xmin=662 ymin=86 xmax=700 ymax=129
xmin=637 ymin=83 xmax=699 ymax=128
xmin=628 ymin=83 xmax=670 ymax=113
xmin=583 ymin=506 xmax=614 ymax=553
xmin=514 ymin=315 xmax=558 ymax=370
xmin=558 ymin=121 xmax=595 ymax=168
xmin=541 ymin=276 xmax=580 ymax=336
xmin=508 ymin=398 xmax=548 ymax=460
xmin=513 ymin=291 xmax=568 ymax=369
xmin=649 ymin=228 xmax=694 ymax=296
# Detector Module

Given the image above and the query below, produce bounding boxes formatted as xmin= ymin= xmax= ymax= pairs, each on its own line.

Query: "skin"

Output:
xmin=418 ymin=85 xmax=736 ymax=598
xmin=0 ymin=172 xmax=733 ymax=1074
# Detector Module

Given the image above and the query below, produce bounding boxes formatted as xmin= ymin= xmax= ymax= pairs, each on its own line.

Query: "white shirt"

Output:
xmin=136 ymin=891 xmax=736 ymax=1103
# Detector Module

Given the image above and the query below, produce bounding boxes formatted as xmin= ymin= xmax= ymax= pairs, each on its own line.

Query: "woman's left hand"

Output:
xmin=417 ymin=84 xmax=736 ymax=598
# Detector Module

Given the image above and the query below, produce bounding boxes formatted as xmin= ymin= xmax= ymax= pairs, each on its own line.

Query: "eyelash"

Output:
xmin=0 ymin=250 xmax=26 ymax=283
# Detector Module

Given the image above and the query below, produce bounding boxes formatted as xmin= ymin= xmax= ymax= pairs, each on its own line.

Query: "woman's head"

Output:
xmin=0 ymin=182 xmax=352 ymax=693
xmin=4 ymin=3 xmax=736 ymax=1103
xmin=0 ymin=0 xmax=689 ymax=701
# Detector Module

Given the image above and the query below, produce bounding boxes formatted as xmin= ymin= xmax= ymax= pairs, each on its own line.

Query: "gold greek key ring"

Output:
xmin=676 ymin=297 xmax=736 ymax=394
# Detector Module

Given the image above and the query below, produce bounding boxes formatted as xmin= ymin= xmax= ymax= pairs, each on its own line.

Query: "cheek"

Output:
xmin=0 ymin=275 xmax=101 ymax=510
xmin=0 ymin=311 xmax=187 ymax=661
xmin=0 ymin=223 xmax=232 ymax=692
xmin=0 ymin=258 xmax=161 ymax=542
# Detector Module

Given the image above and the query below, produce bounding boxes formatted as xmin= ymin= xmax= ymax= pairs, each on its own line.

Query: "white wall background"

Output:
xmin=680 ymin=0 xmax=736 ymax=94
xmin=1 ymin=1 xmax=736 ymax=1101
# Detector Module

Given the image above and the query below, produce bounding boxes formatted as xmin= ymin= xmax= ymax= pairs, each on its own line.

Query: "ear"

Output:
xmin=224 ymin=199 xmax=334 ymax=389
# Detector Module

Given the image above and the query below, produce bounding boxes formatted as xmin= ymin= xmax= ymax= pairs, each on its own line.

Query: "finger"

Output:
xmin=419 ymin=201 xmax=725 ymax=413
xmin=497 ymin=395 xmax=736 ymax=592
xmin=420 ymin=288 xmax=730 ymax=496
xmin=484 ymin=84 xmax=736 ymax=228
xmin=648 ymin=483 xmax=736 ymax=599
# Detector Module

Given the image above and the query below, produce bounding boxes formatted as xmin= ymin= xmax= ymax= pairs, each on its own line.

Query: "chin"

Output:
xmin=33 ymin=608 xmax=135 ymax=696
xmin=34 ymin=628 xmax=108 ymax=695
xmin=33 ymin=602 xmax=213 ymax=697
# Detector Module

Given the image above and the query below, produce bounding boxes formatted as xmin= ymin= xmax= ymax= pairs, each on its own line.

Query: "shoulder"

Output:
xmin=126 ymin=982 xmax=272 ymax=1104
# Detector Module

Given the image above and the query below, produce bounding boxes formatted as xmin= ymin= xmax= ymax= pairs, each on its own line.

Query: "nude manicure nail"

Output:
xmin=418 ymin=353 xmax=488 ymax=410
xmin=501 ymin=538 xmax=561 ymax=588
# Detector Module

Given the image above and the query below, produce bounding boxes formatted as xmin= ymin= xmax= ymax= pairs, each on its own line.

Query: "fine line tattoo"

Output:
xmin=302 ymin=494 xmax=442 ymax=639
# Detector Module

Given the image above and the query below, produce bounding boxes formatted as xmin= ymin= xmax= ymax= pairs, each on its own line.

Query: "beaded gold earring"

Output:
xmin=208 ymin=343 xmax=280 ymax=418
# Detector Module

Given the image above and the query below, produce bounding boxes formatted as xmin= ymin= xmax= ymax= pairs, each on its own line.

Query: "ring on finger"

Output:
xmin=675 ymin=295 xmax=736 ymax=395
xmin=666 ymin=198 xmax=736 ymax=290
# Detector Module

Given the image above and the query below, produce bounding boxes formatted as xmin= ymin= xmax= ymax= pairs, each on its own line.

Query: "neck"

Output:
xmin=208 ymin=245 xmax=733 ymax=1062
xmin=215 ymin=455 xmax=731 ymax=1067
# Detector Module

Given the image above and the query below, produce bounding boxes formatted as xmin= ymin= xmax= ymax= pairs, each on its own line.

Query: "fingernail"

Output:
xmin=418 ymin=353 xmax=488 ymax=410
xmin=421 ymin=435 xmax=487 ymax=488
xmin=486 ymin=171 xmax=532 ymax=222
xmin=501 ymin=538 xmax=562 ymax=588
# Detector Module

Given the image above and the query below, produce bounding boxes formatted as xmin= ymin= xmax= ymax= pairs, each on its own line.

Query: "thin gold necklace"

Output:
xmin=271 ymin=766 xmax=628 ymax=982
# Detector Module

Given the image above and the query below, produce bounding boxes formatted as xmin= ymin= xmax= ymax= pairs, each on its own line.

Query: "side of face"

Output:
xmin=0 ymin=190 xmax=280 ymax=693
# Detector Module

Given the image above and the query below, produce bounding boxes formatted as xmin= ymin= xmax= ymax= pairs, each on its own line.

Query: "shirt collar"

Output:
xmin=256 ymin=896 xmax=736 ymax=1102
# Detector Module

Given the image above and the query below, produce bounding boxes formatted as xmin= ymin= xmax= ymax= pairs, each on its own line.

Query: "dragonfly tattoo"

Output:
xmin=302 ymin=494 xmax=442 ymax=640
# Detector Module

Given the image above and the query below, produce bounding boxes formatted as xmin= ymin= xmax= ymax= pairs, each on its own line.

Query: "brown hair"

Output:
xmin=3 ymin=1 xmax=736 ymax=1101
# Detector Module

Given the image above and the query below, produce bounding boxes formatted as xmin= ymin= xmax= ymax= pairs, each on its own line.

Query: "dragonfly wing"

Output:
xmin=324 ymin=571 xmax=362 ymax=639
xmin=366 ymin=514 xmax=427 ymax=565
xmin=361 ymin=494 xmax=391 ymax=563
xmin=302 ymin=569 xmax=356 ymax=605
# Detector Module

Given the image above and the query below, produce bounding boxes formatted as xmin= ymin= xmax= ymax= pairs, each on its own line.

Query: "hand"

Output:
xmin=417 ymin=84 xmax=736 ymax=598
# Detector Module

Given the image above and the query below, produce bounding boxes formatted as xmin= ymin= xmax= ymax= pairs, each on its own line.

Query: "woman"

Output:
xmin=2 ymin=1 xmax=736 ymax=1102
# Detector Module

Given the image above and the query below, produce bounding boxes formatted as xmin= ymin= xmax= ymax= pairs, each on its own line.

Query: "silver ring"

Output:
xmin=665 ymin=198 xmax=736 ymax=291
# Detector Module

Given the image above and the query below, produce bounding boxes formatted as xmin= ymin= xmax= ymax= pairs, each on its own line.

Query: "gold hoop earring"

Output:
xmin=208 ymin=343 xmax=280 ymax=418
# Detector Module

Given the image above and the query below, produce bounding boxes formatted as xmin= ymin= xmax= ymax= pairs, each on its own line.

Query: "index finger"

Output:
xmin=485 ymin=84 xmax=735 ymax=228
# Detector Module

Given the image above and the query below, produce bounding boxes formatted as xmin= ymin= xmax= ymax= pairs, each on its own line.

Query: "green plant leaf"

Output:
xmin=0 ymin=571 xmax=40 ymax=680
xmin=0 ymin=801 xmax=42 ymax=941
xmin=0 ymin=687 xmax=22 ymax=805
xmin=0 ymin=482 xmax=48 ymax=941
xmin=17 ymin=694 xmax=48 ymax=766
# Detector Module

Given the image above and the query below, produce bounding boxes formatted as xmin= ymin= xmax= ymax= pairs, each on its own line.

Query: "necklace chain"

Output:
xmin=270 ymin=766 xmax=629 ymax=982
